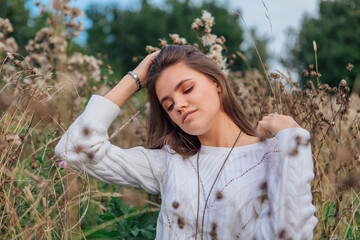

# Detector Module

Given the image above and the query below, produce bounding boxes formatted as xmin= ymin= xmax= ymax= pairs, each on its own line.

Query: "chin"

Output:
xmin=180 ymin=124 xmax=209 ymax=137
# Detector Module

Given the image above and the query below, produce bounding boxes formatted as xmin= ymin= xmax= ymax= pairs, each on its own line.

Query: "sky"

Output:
xmin=26 ymin=0 xmax=320 ymax=72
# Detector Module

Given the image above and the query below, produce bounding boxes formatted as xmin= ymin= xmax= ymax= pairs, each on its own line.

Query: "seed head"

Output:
xmin=269 ymin=73 xmax=280 ymax=79
xmin=302 ymin=70 xmax=309 ymax=77
xmin=82 ymin=127 xmax=90 ymax=136
xmin=30 ymin=160 xmax=40 ymax=169
xmin=177 ymin=216 xmax=185 ymax=229
xmin=172 ymin=201 xmax=180 ymax=209
xmin=312 ymin=41 xmax=317 ymax=52
xmin=215 ymin=191 xmax=223 ymax=200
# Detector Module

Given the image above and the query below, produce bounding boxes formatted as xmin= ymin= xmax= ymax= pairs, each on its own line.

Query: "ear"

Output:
xmin=216 ymin=83 xmax=222 ymax=93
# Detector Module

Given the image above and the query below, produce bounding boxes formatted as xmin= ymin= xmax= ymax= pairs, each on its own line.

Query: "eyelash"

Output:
xmin=166 ymin=86 xmax=193 ymax=112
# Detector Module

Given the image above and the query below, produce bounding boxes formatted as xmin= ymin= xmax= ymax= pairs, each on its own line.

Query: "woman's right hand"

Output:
xmin=132 ymin=51 xmax=160 ymax=86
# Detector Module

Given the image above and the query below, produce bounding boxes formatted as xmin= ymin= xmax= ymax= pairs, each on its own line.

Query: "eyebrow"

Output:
xmin=160 ymin=78 xmax=192 ymax=105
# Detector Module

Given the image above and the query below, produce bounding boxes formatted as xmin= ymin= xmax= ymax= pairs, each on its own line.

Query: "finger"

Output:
xmin=256 ymin=120 xmax=268 ymax=137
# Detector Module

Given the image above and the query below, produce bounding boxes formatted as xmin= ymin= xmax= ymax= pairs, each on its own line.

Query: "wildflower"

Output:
xmin=0 ymin=18 xmax=13 ymax=33
xmin=204 ymin=25 xmax=211 ymax=33
xmin=6 ymin=37 xmax=18 ymax=51
xmin=59 ymin=161 xmax=67 ymax=169
xmin=169 ymin=33 xmax=180 ymax=42
xmin=201 ymin=33 xmax=217 ymax=46
xmin=302 ymin=70 xmax=309 ymax=77
xmin=99 ymin=204 xmax=107 ymax=212
xmin=347 ymin=63 xmax=354 ymax=71
xmin=210 ymin=44 xmax=222 ymax=53
xmin=30 ymin=160 xmax=40 ymax=169
xmin=13 ymin=60 xmax=24 ymax=68
xmin=269 ymin=73 xmax=280 ymax=79
xmin=52 ymin=0 xmax=65 ymax=11
xmin=176 ymin=37 xmax=187 ymax=45
xmin=215 ymin=38 xmax=224 ymax=45
xmin=4 ymin=132 xmax=22 ymax=146
xmin=191 ymin=18 xmax=203 ymax=30
xmin=11 ymin=187 xmax=20 ymax=196
xmin=145 ymin=45 xmax=158 ymax=53
xmin=35 ymin=27 xmax=53 ymax=41
xmin=70 ymin=7 xmax=82 ymax=19
xmin=340 ymin=79 xmax=347 ymax=87
xmin=310 ymin=70 xmax=316 ymax=77
xmin=159 ymin=38 xmax=167 ymax=47
xmin=201 ymin=10 xmax=215 ymax=27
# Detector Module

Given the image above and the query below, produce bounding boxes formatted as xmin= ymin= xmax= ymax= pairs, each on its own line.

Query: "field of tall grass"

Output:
xmin=0 ymin=1 xmax=359 ymax=239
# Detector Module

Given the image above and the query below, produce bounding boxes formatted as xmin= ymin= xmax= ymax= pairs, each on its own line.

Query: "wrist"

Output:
xmin=127 ymin=70 xmax=142 ymax=92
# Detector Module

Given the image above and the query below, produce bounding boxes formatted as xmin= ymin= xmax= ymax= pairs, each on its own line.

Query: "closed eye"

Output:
xmin=167 ymin=103 xmax=174 ymax=112
xmin=184 ymin=86 xmax=193 ymax=94
xmin=166 ymin=86 xmax=193 ymax=112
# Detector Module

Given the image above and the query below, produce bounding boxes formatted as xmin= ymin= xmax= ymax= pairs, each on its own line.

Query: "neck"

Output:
xmin=198 ymin=111 xmax=242 ymax=147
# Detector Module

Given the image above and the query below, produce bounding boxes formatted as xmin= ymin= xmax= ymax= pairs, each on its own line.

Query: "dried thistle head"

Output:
xmin=177 ymin=216 xmax=185 ymax=229
xmin=201 ymin=10 xmax=215 ymax=27
xmin=172 ymin=201 xmax=180 ymax=209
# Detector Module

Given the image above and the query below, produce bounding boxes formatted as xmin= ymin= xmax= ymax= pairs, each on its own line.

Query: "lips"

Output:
xmin=182 ymin=109 xmax=198 ymax=124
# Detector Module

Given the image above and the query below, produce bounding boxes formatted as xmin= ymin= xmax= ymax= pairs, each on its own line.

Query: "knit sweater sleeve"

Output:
xmin=255 ymin=128 xmax=318 ymax=240
xmin=54 ymin=94 xmax=167 ymax=195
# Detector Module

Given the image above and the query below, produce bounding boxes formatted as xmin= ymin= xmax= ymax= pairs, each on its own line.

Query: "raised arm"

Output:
xmin=55 ymin=51 xmax=166 ymax=194
xmin=255 ymin=115 xmax=318 ymax=239
xmin=104 ymin=51 xmax=159 ymax=108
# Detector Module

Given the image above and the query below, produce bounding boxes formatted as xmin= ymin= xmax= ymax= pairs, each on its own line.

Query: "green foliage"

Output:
xmin=85 ymin=0 xmax=245 ymax=77
xmin=80 ymin=195 xmax=158 ymax=239
xmin=289 ymin=0 xmax=360 ymax=89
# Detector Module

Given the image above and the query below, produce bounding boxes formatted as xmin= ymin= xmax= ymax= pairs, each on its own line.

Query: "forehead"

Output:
xmin=155 ymin=62 xmax=197 ymax=96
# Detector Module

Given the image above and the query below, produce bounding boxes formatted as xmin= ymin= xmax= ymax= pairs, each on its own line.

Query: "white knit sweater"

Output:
xmin=55 ymin=94 xmax=318 ymax=240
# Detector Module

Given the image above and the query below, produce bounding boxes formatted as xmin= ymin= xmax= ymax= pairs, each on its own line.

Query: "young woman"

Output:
xmin=55 ymin=45 xmax=318 ymax=239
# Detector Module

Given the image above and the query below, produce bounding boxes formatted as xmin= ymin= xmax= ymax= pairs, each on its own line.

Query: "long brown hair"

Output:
xmin=145 ymin=45 xmax=255 ymax=157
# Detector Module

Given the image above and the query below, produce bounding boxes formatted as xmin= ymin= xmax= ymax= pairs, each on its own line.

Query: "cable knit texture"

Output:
xmin=55 ymin=94 xmax=318 ymax=240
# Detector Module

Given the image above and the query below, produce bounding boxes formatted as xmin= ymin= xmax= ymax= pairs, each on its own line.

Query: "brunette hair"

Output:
xmin=145 ymin=45 xmax=255 ymax=157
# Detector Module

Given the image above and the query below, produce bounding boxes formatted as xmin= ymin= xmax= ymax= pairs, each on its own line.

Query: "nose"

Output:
xmin=174 ymin=95 xmax=188 ymax=114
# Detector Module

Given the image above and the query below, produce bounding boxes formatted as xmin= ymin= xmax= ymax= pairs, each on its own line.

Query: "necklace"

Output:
xmin=195 ymin=130 xmax=243 ymax=240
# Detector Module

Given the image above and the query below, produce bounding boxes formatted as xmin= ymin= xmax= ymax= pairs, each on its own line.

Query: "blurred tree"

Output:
xmin=288 ymin=0 xmax=360 ymax=89
xmin=85 ymin=0 xmax=268 ymax=77
xmin=244 ymin=28 xmax=270 ymax=72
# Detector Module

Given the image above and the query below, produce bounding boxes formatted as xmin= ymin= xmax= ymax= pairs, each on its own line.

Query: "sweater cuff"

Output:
xmin=275 ymin=127 xmax=310 ymax=154
xmin=82 ymin=94 xmax=121 ymax=130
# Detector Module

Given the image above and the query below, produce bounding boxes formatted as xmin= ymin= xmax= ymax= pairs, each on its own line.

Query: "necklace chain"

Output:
xmin=195 ymin=130 xmax=243 ymax=240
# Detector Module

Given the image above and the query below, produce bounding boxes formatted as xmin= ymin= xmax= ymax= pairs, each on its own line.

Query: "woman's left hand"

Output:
xmin=256 ymin=113 xmax=301 ymax=137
